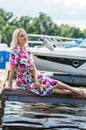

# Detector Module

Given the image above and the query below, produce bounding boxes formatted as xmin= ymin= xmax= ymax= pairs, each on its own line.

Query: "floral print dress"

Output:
xmin=10 ymin=46 xmax=58 ymax=96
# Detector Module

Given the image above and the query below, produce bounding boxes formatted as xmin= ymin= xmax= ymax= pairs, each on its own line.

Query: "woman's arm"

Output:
xmin=7 ymin=67 xmax=16 ymax=88
xmin=32 ymin=65 xmax=38 ymax=82
xmin=32 ymin=65 xmax=41 ymax=90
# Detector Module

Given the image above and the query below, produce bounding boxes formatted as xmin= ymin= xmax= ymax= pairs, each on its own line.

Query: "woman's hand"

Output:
xmin=34 ymin=80 xmax=41 ymax=91
xmin=5 ymin=84 xmax=12 ymax=89
xmin=7 ymin=66 xmax=15 ymax=89
xmin=32 ymin=65 xmax=41 ymax=91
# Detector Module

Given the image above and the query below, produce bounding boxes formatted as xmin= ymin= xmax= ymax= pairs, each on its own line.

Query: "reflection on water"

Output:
xmin=1 ymin=101 xmax=86 ymax=130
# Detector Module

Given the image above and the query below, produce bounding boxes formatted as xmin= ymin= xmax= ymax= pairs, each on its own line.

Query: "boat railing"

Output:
xmin=27 ymin=34 xmax=77 ymax=40
xmin=27 ymin=34 xmax=77 ymax=47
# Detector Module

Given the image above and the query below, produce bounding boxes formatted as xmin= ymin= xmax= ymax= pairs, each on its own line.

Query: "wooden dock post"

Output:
xmin=0 ymin=93 xmax=5 ymax=127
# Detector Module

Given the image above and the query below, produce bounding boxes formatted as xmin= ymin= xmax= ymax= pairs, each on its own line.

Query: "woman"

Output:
xmin=7 ymin=28 xmax=85 ymax=98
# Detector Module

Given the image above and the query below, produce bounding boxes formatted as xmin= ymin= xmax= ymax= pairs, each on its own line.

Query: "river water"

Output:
xmin=1 ymin=101 xmax=86 ymax=130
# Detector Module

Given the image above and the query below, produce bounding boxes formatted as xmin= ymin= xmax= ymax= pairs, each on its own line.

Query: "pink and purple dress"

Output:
xmin=10 ymin=46 xmax=58 ymax=96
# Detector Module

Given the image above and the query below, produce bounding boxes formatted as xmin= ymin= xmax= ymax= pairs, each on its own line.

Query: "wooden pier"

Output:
xmin=0 ymin=69 xmax=86 ymax=105
xmin=1 ymin=89 xmax=86 ymax=105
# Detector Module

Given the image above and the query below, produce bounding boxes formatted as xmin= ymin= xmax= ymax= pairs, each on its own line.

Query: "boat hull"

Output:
xmin=30 ymin=47 xmax=86 ymax=76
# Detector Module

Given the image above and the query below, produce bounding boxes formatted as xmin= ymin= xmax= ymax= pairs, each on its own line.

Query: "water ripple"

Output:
xmin=1 ymin=101 xmax=86 ymax=130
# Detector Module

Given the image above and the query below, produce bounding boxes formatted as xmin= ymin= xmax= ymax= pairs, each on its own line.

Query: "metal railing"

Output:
xmin=27 ymin=34 xmax=77 ymax=47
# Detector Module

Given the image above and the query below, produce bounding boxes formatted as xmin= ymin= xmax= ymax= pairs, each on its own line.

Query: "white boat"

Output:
xmin=28 ymin=34 xmax=86 ymax=76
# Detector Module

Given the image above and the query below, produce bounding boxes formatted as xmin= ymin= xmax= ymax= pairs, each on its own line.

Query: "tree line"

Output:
xmin=0 ymin=8 xmax=86 ymax=47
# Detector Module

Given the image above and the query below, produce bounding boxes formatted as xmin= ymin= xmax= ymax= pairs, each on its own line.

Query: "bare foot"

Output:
xmin=4 ymin=86 xmax=12 ymax=90
xmin=74 ymin=90 xmax=86 ymax=99
xmin=0 ymin=87 xmax=12 ymax=93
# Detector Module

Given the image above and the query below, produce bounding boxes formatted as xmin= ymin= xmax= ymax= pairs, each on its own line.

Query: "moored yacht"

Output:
xmin=29 ymin=36 xmax=86 ymax=76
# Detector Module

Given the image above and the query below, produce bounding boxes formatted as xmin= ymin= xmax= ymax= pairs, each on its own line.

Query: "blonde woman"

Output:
xmin=7 ymin=28 xmax=85 ymax=98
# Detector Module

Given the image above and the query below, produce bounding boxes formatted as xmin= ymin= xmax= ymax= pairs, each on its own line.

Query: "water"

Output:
xmin=1 ymin=101 xmax=86 ymax=130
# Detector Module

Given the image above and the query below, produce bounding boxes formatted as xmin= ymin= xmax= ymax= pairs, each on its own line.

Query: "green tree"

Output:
xmin=32 ymin=12 xmax=59 ymax=35
xmin=82 ymin=29 xmax=86 ymax=38
xmin=15 ymin=16 xmax=32 ymax=31
xmin=1 ymin=26 xmax=17 ymax=46
xmin=0 ymin=8 xmax=85 ymax=45
xmin=58 ymin=24 xmax=83 ymax=38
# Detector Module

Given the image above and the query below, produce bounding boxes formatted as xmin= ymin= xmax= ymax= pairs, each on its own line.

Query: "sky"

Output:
xmin=0 ymin=0 xmax=86 ymax=30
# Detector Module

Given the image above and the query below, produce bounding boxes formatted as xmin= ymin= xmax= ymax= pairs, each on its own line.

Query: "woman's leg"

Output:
xmin=54 ymin=81 xmax=85 ymax=98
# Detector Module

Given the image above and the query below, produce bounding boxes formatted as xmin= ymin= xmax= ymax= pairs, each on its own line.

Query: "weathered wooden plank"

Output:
xmin=2 ymin=89 xmax=86 ymax=104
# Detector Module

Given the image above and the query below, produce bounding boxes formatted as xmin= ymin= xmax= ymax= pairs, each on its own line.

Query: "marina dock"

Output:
xmin=2 ymin=89 xmax=86 ymax=105
xmin=0 ymin=69 xmax=86 ymax=105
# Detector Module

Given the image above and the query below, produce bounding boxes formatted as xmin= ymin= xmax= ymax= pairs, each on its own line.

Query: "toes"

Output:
xmin=79 ymin=90 xmax=86 ymax=98
xmin=84 ymin=93 xmax=86 ymax=98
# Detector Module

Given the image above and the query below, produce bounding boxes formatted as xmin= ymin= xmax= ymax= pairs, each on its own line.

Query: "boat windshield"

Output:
xmin=79 ymin=39 xmax=86 ymax=48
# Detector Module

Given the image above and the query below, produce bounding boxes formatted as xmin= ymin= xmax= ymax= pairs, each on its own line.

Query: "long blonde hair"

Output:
xmin=10 ymin=28 xmax=26 ymax=51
